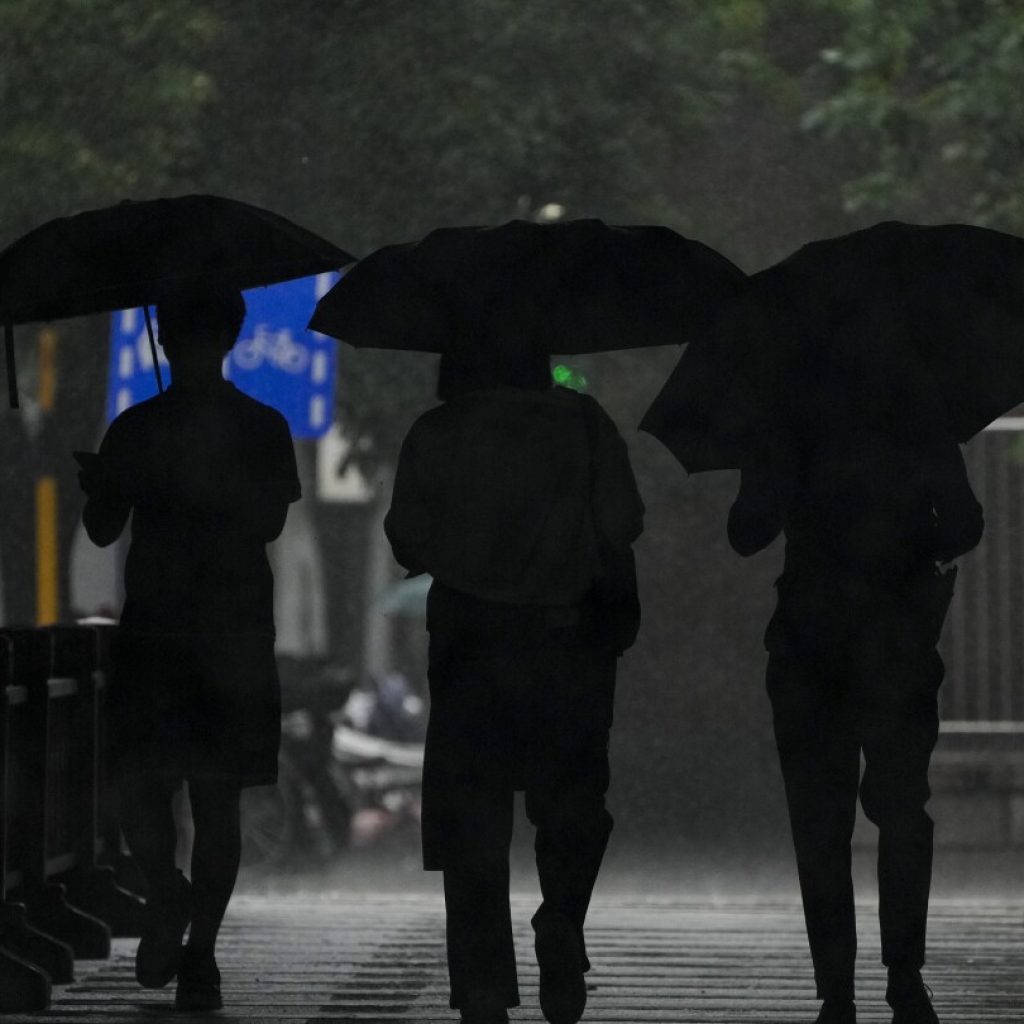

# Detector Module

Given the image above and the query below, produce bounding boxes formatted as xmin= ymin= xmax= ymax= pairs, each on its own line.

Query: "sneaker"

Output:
xmin=534 ymin=913 xmax=587 ymax=1024
xmin=175 ymin=945 xmax=222 ymax=1012
xmin=815 ymin=998 xmax=856 ymax=1024
xmin=135 ymin=871 xmax=191 ymax=989
xmin=459 ymin=987 xmax=509 ymax=1024
xmin=887 ymin=969 xmax=939 ymax=1024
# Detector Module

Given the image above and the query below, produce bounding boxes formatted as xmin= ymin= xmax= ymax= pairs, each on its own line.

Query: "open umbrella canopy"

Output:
xmin=0 ymin=194 xmax=355 ymax=324
xmin=638 ymin=312 xmax=766 ymax=473
xmin=0 ymin=194 xmax=355 ymax=407
xmin=640 ymin=220 xmax=1024 ymax=472
xmin=308 ymin=218 xmax=745 ymax=354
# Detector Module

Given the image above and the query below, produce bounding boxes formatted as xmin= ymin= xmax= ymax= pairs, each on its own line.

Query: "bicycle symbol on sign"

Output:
xmin=232 ymin=324 xmax=311 ymax=374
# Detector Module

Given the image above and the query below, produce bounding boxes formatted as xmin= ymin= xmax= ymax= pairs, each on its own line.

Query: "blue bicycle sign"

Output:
xmin=232 ymin=325 xmax=313 ymax=374
xmin=107 ymin=272 xmax=339 ymax=438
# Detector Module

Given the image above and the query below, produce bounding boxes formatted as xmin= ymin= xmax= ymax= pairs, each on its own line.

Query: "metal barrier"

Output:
xmin=0 ymin=623 xmax=144 ymax=1012
xmin=941 ymin=425 xmax=1024 ymax=730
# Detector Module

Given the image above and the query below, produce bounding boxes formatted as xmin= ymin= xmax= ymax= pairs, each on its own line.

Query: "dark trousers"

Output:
xmin=441 ymin=776 xmax=613 ymax=1010
xmin=424 ymin=589 xmax=616 ymax=1010
xmin=766 ymin=588 xmax=944 ymax=1000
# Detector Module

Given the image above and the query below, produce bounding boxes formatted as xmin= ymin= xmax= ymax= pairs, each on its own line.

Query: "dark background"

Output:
xmin=3 ymin=0 xmax=1023 ymax=875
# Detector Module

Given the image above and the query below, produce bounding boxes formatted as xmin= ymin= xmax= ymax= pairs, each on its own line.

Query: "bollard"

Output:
xmin=0 ymin=627 xmax=111 ymax=960
xmin=0 ymin=901 xmax=71 ymax=985
xmin=49 ymin=624 xmax=145 ymax=936
xmin=90 ymin=622 xmax=149 ymax=899
xmin=1 ymin=630 xmax=72 ymax=998
xmin=0 ymin=946 xmax=50 ymax=1013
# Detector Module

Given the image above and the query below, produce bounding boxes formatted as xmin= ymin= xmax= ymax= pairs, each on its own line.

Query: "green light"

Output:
xmin=552 ymin=364 xmax=588 ymax=392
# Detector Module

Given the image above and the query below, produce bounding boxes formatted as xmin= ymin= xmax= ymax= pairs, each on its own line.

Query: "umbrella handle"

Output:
xmin=143 ymin=305 xmax=164 ymax=393
xmin=4 ymin=320 xmax=18 ymax=409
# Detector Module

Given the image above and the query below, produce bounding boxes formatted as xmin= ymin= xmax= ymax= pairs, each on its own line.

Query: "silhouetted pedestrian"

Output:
xmin=78 ymin=282 xmax=301 ymax=1012
xmin=385 ymin=343 xmax=644 ymax=1024
xmin=728 ymin=424 xmax=983 ymax=1024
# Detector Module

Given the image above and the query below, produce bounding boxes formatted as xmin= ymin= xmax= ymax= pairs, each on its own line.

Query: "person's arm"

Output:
xmin=81 ymin=467 xmax=131 ymax=546
xmin=225 ymin=478 xmax=294 ymax=543
xmin=596 ymin=544 xmax=641 ymax=655
xmin=726 ymin=430 xmax=795 ymax=557
xmin=727 ymin=464 xmax=783 ymax=557
xmin=241 ymin=413 xmax=300 ymax=542
xmin=926 ymin=443 xmax=984 ymax=562
xmin=79 ymin=427 xmax=132 ymax=548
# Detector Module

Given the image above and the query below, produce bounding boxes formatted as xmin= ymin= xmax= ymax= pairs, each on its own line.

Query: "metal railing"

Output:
xmin=940 ymin=423 xmax=1024 ymax=732
xmin=0 ymin=623 xmax=144 ymax=1012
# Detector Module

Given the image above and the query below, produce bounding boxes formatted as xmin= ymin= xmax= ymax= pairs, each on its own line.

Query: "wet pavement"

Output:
xmin=4 ymin=890 xmax=1021 ymax=1023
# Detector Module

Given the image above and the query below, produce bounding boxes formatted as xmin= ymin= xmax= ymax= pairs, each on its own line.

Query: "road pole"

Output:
xmin=361 ymin=464 xmax=394 ymax=684
xmin=35 ymin=328 xmax=59 ymax=625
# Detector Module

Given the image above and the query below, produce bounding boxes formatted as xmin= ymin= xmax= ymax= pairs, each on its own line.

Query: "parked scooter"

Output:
xmin=238 ymin=658 xmax=425 ymax=867
xmin=333 ymin=670 xmax=425 ymax=848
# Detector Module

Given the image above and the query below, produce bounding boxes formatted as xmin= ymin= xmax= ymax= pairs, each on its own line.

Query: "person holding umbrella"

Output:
xmin=727 ymin=420 xmax=981 ymax=1024
xmin=78 ymin=281 xmax=301 ymax=1012
xmin=640 ymin=220 xmax=1020 ymax=1024
xmin=384 ymin=336 xmax=643 ymax=1024
xmin=309 ymin=216 xmax=744 ymax=1024
xmin=2 ymin=191 xmax=348 ymax=1010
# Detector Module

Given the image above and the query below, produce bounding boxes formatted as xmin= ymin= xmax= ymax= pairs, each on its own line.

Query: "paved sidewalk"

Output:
xmin=4 ymin=893 xmax=1021 ymax=1023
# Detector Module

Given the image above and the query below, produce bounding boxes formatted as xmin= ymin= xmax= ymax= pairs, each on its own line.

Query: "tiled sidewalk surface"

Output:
xmin=3 ymin=893 xmax=1021 ymax=1023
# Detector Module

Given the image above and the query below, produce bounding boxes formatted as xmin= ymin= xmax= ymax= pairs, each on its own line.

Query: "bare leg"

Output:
xmin=118 ymin=773 xmax=182 ymax=899
xmin=186 ymin=779 xmax=241 ymax=953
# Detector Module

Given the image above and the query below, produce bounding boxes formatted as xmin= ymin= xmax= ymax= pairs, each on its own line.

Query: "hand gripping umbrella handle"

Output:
xmin=143 ymin=305 xmax=164 ymax=393
xmin=4 ymin=320 xmax=18 ymax=409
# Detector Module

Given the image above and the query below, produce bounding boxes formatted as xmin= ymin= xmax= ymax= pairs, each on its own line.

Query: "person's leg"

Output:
xmin=118 ymin=773 xmax=182 ymax=898
xmin=425 ymin=616 xmax=522 ymax=1016
xmin=526 ymin=774 xmax=611 ymax=1024
xmin=525 ymin=645 xmax=615 ymax=972
xmin=442 ymin=785 xmax=518 ymax=1016
xmin=523 ymin=636 xmax=615 ymax=1024
xmin=856 ymin=605 xmax=942 ymax=1022
xmin=186 ymin=778 xmax=242 ymax=954
xmin=859 ymin=681 xmax=939 ymax=975
xmin=768 ymin=652 xmax=861 ymax=1004
xmin=119 ymin=772 xmax=192 ymax=988
xmin=171 ymin=777 xmax=240 ymax=1012
xmin=528 ymin=785 xmax=613 ymax=965
xmin=112 ymin=633 xmax=189 ymax=903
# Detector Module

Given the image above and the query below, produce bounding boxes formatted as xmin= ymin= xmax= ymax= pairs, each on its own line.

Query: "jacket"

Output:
xmin=385 ymin=385 xmax=644 ymax=607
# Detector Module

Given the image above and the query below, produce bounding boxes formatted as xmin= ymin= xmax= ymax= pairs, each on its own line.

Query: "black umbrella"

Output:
xmin=0 ymin=194 xmax=356 ymax=407
xmin=307 ymin=218 xmax=745 ymax=354
xmin=640 ymin=220 xmax=1024 ymax=472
